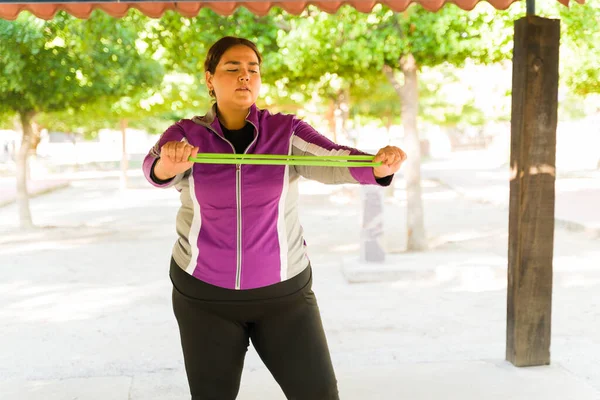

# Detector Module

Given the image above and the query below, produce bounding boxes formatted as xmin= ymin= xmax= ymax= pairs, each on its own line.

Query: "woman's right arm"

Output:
xmin=142 ymin=123 xmax=198 ymax=188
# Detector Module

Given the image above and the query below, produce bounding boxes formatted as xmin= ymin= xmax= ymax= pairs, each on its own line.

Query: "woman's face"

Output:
xmin=206 ymin=45 xmax=261 ymax=111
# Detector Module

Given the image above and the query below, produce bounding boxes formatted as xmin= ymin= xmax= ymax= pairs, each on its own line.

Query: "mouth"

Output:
xmin=236 ymin=87 xmax=250 ymax=92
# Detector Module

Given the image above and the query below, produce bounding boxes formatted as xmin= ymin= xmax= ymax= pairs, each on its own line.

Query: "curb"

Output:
xmin=555 ymin=218 xmax=600 ymax=238
xmin=0 ymin=181 xmax=70 ymax=208
xmin=431 ymin=177 xmax=600 ymax=238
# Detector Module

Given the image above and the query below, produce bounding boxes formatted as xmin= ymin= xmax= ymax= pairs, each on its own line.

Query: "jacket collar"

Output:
xmin=245 ymin=104 xmax=259 ymax=130
xmin=194 ymin=103 xmax=259 ymax=135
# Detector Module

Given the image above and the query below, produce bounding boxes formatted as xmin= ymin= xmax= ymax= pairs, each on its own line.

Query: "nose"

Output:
xmin=238 ymin=69 xmax=250 ymax=82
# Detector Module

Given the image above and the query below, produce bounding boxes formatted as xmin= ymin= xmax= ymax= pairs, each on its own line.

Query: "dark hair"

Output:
xmin=204 ymin=36 xmax=262 ymax=74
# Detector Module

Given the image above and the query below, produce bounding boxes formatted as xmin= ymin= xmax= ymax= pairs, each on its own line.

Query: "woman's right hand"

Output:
xmin=154 ymin=141 xmax=199 ymax=181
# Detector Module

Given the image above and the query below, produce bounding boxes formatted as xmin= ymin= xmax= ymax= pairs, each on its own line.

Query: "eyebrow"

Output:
xmin=223 ymin=61 xmax=260 ymax=67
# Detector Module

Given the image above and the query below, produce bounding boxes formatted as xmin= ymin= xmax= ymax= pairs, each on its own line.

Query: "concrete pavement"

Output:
xmin=0 ymin=177 xmax=70 ymax=207
xmin=422 ymin=150 xmax=600 ymax=236
xmin=1 ymin=166 xmax=599 ymax=399
xmin=1 ymin=362 xmax=599 ymax=400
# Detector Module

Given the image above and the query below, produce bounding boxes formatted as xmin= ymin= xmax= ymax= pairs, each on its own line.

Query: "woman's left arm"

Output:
xmin=291 ymin=120 xmax=406 ymax=185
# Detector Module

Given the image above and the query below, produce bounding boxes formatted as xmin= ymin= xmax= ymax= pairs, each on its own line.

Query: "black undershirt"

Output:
xmin=221 ymin=122 xmax=254 ymax=154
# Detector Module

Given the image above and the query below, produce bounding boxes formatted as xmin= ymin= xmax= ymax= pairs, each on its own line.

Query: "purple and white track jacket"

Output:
xmin=143 ymin=104 xmax=384 ymax=290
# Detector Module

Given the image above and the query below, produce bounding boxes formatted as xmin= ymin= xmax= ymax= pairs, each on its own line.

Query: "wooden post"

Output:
xmin=506 ymin=16 xmax=560 ymax=367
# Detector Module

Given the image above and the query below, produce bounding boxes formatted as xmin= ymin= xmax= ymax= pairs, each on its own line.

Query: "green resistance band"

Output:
xmin=189 ymin=153 xmax=382 ymax=167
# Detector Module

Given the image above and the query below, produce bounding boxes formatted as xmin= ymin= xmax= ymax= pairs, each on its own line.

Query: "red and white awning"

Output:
xmin=0 ymin=0 xmax=585 ymax=20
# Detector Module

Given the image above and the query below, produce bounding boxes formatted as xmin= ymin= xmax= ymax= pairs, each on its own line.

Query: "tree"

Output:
xmin=38 ymin=69 xmax=214 ymax=187
xmin=0 ymin=11 xmax=163 ymax=228
xmin=558 ymin=1 xmax=600 ymax=97
xmin=278 ymin=4 xmax=516 ymax=251
xmin=145 ymin=9 xmax=287 ymax=81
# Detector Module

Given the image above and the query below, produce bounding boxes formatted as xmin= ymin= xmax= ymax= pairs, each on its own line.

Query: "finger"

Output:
xmin=182 ymin=145 xmax=194 ymax=162
xmin=166 ymin=144 xmax=176 ymax=162
xmin=382 ymin=154 xmax=391 ymax=166
xmin=190 ymin=146 xmax=199 ymax=159
xmin=160 ymin=143 xmax=170 ymax=160
xmin=175 ymin=144 xmax=185 ymax=163
xmin=164 ymin=143 xmax=177 ymax=162
xmin=177 ymin=143 xmax=190 ymax=163
xmin=384 ymin=152 xmax=395 ymax=166
xmin=398 ymin=149 xmax=407 ymax=162
xmin=373 ymin=151 xmax=385 ymax=163
xmin=182 ymin=143 xmax=193 ymax=163
xmin=378 ymin=154 xmax=388 ymax=165
xmin=173 ymin=144 xmax=181 ymax=162
xmin=172 ymin=144 xmax=181 ymax=163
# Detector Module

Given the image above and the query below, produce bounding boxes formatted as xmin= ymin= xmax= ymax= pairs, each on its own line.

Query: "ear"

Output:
xmin=205 ymin=71 xmax=213 ymax=90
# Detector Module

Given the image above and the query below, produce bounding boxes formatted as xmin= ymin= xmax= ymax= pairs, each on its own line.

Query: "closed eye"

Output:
xmin=227 ymin=69 xmax=259 ymax=74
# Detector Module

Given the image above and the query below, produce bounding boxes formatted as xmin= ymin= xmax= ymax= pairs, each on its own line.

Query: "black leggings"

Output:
xmin=170 ymin=259 xmax=339 ymax=400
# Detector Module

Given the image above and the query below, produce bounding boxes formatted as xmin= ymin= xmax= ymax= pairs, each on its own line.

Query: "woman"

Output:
xmin=143 ymin=36 xmax=406 ymax=400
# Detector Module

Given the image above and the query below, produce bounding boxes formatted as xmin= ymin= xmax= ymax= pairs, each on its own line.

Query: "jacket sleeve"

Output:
xmin=142 ymin=122 xmax=190 ymax=188
xmin=291 ymin=120 xmax=390 ymax=186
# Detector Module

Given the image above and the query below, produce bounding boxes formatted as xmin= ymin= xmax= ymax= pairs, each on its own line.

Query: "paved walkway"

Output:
xmin=1 ymin=171 xmax=599 ymax=399
xmin=0 ymin=177 xmax=69 ymax=207
xmin=422 ymin=151 xmax=600 ymax=235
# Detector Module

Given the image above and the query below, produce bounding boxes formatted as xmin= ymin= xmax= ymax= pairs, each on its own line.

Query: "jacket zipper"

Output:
xmin=235 ymin=164 xmax=242 ymax=289
xmin=234 ymin=122 xmax=258 ymax=289
xmin=202 ymin=121 xmax=259 ymax=290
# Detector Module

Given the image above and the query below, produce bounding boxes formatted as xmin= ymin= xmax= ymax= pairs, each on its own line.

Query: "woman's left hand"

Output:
xmin=372 ymin=145 xmax=407 ymax=178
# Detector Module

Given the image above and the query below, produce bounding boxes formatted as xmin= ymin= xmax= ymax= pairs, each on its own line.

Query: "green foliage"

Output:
xmin=559 ymin=2 xmax=600 ymax=96
xmin=0 ymin=112 xmax=15 ymax=129
xmin=349 ymin=74 xmax=401 ymax=125
xmin=279 ymin=4 xmax=515 ymax=79
xmin=144 ymin=8 xmax=286 ymax=82
xmin=274 ymin=4 xmax=517 ymax=130
xmin=2 ymin=2 xmax=598 ymax=137
xmin=0 ymin=10 xmax=163 ymax=117
xmin=38 ymin=70 xmax=213 ymax=136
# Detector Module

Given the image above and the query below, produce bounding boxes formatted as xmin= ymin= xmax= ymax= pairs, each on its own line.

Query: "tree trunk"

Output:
xmin=338 ymin=87 xmax=351 ymax=144
xmin=30 ymin=119 xmax=41 ymax=153
xmin=120 ymin=118 xmax=128 ymax=190
xmin=17 ymin=111 xmax=35 ymax=229
xmin=326 ymin=99 xmax=337 ymax=142
xmin=384 ymin=56 xmax=427 ymax=251
xmin=384 ymin=111 xmax=396 ymax=198
xmin=70 ymin=132 xmax=79 ymax=170
xmin=385 ymin=112 xmax=393 ymax=134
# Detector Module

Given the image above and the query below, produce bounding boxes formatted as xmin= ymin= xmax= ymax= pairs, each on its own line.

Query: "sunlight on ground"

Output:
xmin=428 ymin=229 xmax=503 ymax=248
xmin=0 ymin=241 xmax=89 ymax=256
xmin=421 ymin=190 xmax=459 ymax=201
xmin=331 ymin=244 xmax=360 ymax=253
xmin=556 ymin=179 xmax=600 ymax=192
xmin=0 ymin=229 xmax=115 ymax=255
xmin=0 ymin=281 xmax=164 ymax=323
